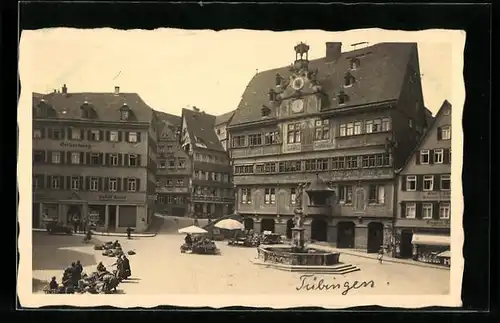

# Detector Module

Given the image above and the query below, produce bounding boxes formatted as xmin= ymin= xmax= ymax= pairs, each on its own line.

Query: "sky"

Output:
xmin=20 ymin=28 xmax=453 ymax=117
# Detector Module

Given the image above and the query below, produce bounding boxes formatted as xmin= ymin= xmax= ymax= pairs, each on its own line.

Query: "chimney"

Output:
xmin=114 ymin=86 xmax=120 ymax=95
xmin=325 ymin=42 xmax=342 ymax=62
xmin=62 ymin=84 xmax=68 ymax=94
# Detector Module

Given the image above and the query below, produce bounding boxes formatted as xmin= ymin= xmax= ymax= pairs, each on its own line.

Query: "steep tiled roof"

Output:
xmin=182 ymin=108 xmax=224 ymax=152
xmin=230 ymin=42 xmax=416 ymax=127
xmin=215 ymin=110 xmax=235 ymax=126
xmin=33 ymin=91 xmax=154 ymax=123
xmin=424 ymin=108 xmax=434 ymax=129
xmin=156 ymin=111 xmax=182 ymax=127
xmin=397 ymin=100 xmax=452 ymax=173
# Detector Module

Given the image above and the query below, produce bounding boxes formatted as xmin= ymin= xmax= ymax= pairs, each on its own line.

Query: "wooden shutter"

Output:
xmin=40 ymin=128 xmax=46 ymax=139
xmin=47 ymin=128 xmax=53 ymax=139
xmin=99 ymin=153 xmax=104 ymax=165
xmin=117 ymin=178 xmax=122 ymax=192
xmin=125 ymin=154 xmax=129 ymax=167
xmin=79 ymin=176 xmax=84 ymax=190
xmin=118 ymin=154 xmax=123 ymax=166
xmin=104 ymin=153 xmax=109 ymax=166
xmin=47 ymin=175 xmax=52 ymax=188
xmin=137 ymin=132 xmax=142 ymax=142
xmin=99 ymin=130 xmax=104 ymax=141
xmin=60 ymin=128 xmax=66 ymax=139
xmin=124 ymin=178 xmax=129 ymax=192
xmin=415 ymin=151 xmax=420 ymax=164
xmin=66 ymin=151 xmax=72 ymax=165
xmin=443 ymin=148 xmax=450 ymax=164
xmin=104 ymin=177 xmax=109 ymax=191
xmin=87 ymin=130 xmax=92 ymax=141
xmin=401 ymin=202 xmax=406 ymax=218
xmin=98 ymin=177 xmax=103 ymax=191
xmin=118 ymin=131 xmax=123 ymax=142
xmin=40 ymin=175 xmax=46 ymax=189
xmin=47 ymin=151 xmax=52 ymax=164
xmin=137 ymin=155 xmax=142 ymax=167
xmin=125 ymin=132 xmax=129 ymax=143
xmin=67 ymin=128 xmax=72 ymax=140
xmin=415 ymin=202 xmax=422 ymax=219
xmin=429 ymin=150 xmax=434 ymax=164
xmin=79 ymin=152 xmax=84 ymax=164
xmin=80 ymin=129 xmax=85 ymax=140
xmin=434 ymin=175 xmax=440 ymax=191
xmin=401 ymin=176 xmax=407 ymax=191
xmin=136 ymin=178 xmax=141 ymax=192
xmin=106 ymin=131 xmax=111 ymax=141
xmin=437 ymin=127 xmax=442 ymax=140
xmin=64 ymin=176 xmax=69 ymax=190
xmin=432 ymin=202 xmax=440 ymax=219
xmin=85 ymin=176 xmax=90 ymax=191
xmin=60 ymin=151 xmax=65 ymax=164
xmin=416 ymin=175 xmax=423 ymax=191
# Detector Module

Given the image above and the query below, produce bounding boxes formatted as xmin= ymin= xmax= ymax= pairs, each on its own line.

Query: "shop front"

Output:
xmin=411 ymin=233 xmax=451 ymax=267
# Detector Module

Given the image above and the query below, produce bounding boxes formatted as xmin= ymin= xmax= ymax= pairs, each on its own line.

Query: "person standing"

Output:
xmin=377 ymin=247 xmax=384 ymax=264
xmin=126 ymin=227 xmax=133 ymax=240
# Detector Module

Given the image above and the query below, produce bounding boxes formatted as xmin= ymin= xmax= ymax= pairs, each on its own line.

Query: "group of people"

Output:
xmin=47 ymin=260 xmax=84 ymax=293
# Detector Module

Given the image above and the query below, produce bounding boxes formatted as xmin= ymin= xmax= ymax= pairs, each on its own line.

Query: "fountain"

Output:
xmin=253 ymin=174 xmax=360 ymax=274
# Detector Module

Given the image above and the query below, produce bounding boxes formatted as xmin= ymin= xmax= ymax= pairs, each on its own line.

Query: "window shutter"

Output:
xmin=416 ymin=175 xmax=423 ymax=191
xmin=415 ymin=202 xmax=422 ymax=219
xmin=99 ymin=153 xmax=104 ymax=165
xmin=66 ymin=176 xmax=71 ymax=190
xmin=434 ymin=176 xmax=440 ymax=191
xmin=47 ymin=151 xmax=52 ymax=163
xmin=58 ymin=176 xmax=64 ymax=189
xmin=41 ymin=128 xmax=46 ymax=139
xmin=137 ymin=132 xmax=142 ymax=142
xmin=80 ymin=129 xmax=85 ymax=140
xmin=47 ymin=175 xmax=52 ymax=188
xmin=136 ymin=178 xmax=141 ymax=192
xmin=118 ymin=131 xmax=123 ymax=142
xmin=444 ymin=148 xmax=450 ymax=164
xmin=125 ymin=154 xmax=129 ymax=167
xmin=85 ymin=176 xmax=90 ymax=191
xmin=60 ymin=151 xmax=65 ymax=164
xmin=117 ymin=178 xmax=122 ymax=192
xmin=415 ymin=151 xmax=421 ymax=164
xmin=432 ymin=202 xmax=439 ymax=219
xmin=106 ymin=131 xmax=111 ymax=141
xmin=401 ymin=176 xmax=407 ymax=191
xmin=104 ymin=177 xmax=109 ymax=191
xmin=79 ymin=152 xmax=84 ymax=164
xmin=60 ymin=128 xmax=66 ymax=139
xmin=40 ymin=175 xmax=46 ymax=189
xmin=87 ymin=130 xmax=92 ymax=141
xmin=85 ymin=152 xmax=91 ymax=165
xmin=67 ymin=128 xmax=72 ymax=139
xmin=401 ymin=202 xmax=406 ymax=218
xmin=66 ymin=151 xmax=72 ymax=164
xmin=104 ymin=153 xmax=109 ymax=166
xmin=99 ymin=130 xmax=104 ymax=141
xmin=137 ymin=155 xmax=142 ymax=167
xmin=125 ymin=132 xmax=130 ymax=142
xmin=437 ymin=127 xmax=442 ymax=140
xmin=118 ymin=154 xmax=123 ymax=166
xmin=47 ymin=128 xmax=53 ymax=139
xmin=429 ymin=150 xmax=434 ymax=164
xmin=124 ymin=178 xmax=129 ymax=191
xmin=79 ymin=176 xmax=84 ymax=190
xmin=98 ymin=177 xmax=103 ymax=191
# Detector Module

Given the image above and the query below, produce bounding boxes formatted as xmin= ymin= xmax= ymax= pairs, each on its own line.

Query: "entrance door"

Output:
xmin=260 ymin=218 xmax=275 ymax=233
xmin=66 ymin=204 xmax=82 ymax=228
xmin=286 ymin=219 xmax=294 ymax=239
xmin=244 ymin=218 xmax=254 ymax=231
xmin=337 ymin=221 xmax=355 ymax=248
xmin=108 ymin=205 xmax=117 ymax=231
xmin=400 ymin=229 xmax=414 ymax=258
xmin=311 ymin=217 xmax=328 ymax=242
xmin=367 ymin=222 xmax=384 ymax=253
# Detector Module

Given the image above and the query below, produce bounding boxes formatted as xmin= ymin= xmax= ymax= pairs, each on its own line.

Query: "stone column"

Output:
xmin=115 ymin=205 xmax=120 ymax=230
xmin=104 ymin=205 xmax=109 ymax=229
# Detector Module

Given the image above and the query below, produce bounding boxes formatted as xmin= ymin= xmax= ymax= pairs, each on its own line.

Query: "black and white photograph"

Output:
xmin=17 ymin=28 xmax=465 ymax=308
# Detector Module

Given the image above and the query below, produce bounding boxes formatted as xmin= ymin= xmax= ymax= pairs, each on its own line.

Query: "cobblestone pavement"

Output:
xmin=32 ymin=232 xmax=450 ymax=295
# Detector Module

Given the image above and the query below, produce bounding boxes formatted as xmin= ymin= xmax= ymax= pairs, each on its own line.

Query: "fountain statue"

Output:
xmin=292 ymin=182 xmax=308 ymax=252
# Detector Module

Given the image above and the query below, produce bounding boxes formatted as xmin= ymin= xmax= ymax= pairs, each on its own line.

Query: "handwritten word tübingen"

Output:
xmin=296 ymin=274 xmax=375 ymax=295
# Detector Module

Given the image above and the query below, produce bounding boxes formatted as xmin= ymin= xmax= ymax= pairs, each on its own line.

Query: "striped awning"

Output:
xmin=411 ymin=233 xmax=450 ymax=246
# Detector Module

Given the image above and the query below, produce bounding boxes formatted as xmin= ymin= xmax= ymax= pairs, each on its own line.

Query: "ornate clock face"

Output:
xmin=291 ymin=99 xmax=304 ymax=113
xmin=292 ymin=77 xmax=305 ymax=90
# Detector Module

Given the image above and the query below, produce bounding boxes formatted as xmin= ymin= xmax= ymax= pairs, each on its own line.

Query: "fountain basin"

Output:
xmin=253 ymin=245 xmax=360 ymax=274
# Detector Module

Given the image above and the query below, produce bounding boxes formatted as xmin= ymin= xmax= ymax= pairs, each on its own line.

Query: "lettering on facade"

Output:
xmin=60 ymin=142 xmax=92 ymax=149
xmin=422 ymin=191 xmax=451 ymax=199
xmin=426 ymin=220 xmax=450 ymax=227
xmin=98 ymin=194 xmax=127 ymax=201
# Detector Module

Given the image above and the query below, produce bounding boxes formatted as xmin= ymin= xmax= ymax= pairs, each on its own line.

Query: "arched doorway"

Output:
xmin=286 ymin=219 xmax=294 ymax=239
xmin=260 ymin=218 xmax=275 ymax=233
xmin=244 ymin=218 xmax=254 ymax=231
xmin=367 ymin=222 xmax=384 ymax=253
xmin=400 ymin=229 xmax=414 ymax=258
xmin=337 ymin=221 xmax=355 ymax=248
xmin=311 ymin=217 xmax=328 ymax=242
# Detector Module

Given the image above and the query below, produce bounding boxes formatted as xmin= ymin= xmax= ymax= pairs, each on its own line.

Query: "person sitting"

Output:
xmin=75 ymin=260 xmax=83 ymax=275
xmin=184 ymin=234 xmax=192 ymax=247
xmin=97 ymin=262 xmax=106 ymax=273
xmin=112 ymin=240 xmax=121 ymax=249
xmin=49 ymin=276 xmax=58 ymax=290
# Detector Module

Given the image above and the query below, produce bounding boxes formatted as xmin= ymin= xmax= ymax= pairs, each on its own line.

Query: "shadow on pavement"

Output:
xmin=32 ymin=247 xmax=98 ymax=271
xmin=32 ymin=231 xmax=106 ymax=249
xmin=32 ymin=278 xmax=49 ymax=292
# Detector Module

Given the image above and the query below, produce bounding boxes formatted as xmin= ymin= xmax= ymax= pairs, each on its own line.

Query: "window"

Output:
xmin=109 ymin=178 xmax=118 ymax=192
xmin=405 ymin=203 xmax=416 ymax=219
xmin=441 ymin=126 xmax=451 ymax=140
xmin=178 ymin=159 xmax=186 ymax=168
xmin=409 ymin=119 xmax=413 ymax=128
xmin=159 ymin=161 xmax=166 ymax=169
xmin=235 ymin=165 xmax=254 ymax=174
xmin=90 ymin=153 xmax=100 ymax=165
xmin=51 ymin=176 xmax=60 ymax=189
xmin=91 ymin=130 xmax=100 ymax=141
xmin=166 ymin=179 xmax=173 ymax=186
xmin=223 ymin=174 xmax=229 ymax=183
xmin=71 ymin=177 xmax=80 ymax=190
xmin=129 ymin=154 xmax=138 ymax=167
xmin=232 ymin=135 xmax=246 ymax=148
xmin=362 ymin=155 xmax=376 ymax=168
xmin=332 ymin=157 xmax=345 ymax=169
xmin=127 ymin=178 xmax=137 ymax=192
xmin=305 ymin=159 xmax=329 ymax=171
xmin=353 ymin=121 xmax=362 ymax=135
xmin=90 ymin=177 xmax=99 ymax=191
xmin=264 ymin=131 xmax=279 ymax=145
xmin=279 ymin=161 xmax=302 ymax=172
xmin=338 ymin=185 xmax=353 ymax=204
xmin=406 ymin=175 xmax=417 ymax=191
xmin=287 ymin=123 xmax=301 ymax=143
xmin=314 ymin=119 xmax=330 ymax=140
xmin=423 ymin=175 xmax=434 ymax=191
xmin=167 ymin=159 xmax=175 ymax=168
xmin=33 ymin=129 xmax=42 ymax=139
xmin=339 ymin=124 xmax=347 ymax=137
xmin=71 ymin=129 xmax=81 ymax=140
xmin=439 ymin=203 xmax=451 ymax=219
xmin=53 ymin=128 xmax=62 ymax=140
xmin=71 ymin=152 xmax=80 ymax=164
xmin=420 ymin=150 xmax=430 ymax=164
xmin=176 ymin=179 xmax=184 ymax=186
xmin=34 ymin=150 xmax=45 ymax=163
xmin=128 ymin=132 xmax=137 ymax=143
xmin=365 ymin=120 xmax=373 ymax=133
xmin=346 ymin=123 xmax=354 ymax=136
xmin=349 ymin=58 xmax=360 ymax=70
xmin=373 ymin=119 xmax=381 ymax=132
xmin=51 ymin=152 xmax=61 ymax=164
xmin=434 ymin=149 xmax=444 ymax=164
xmin=249 ymin=134 xmax=262 ymax=146
xmin=291 ymin=188 xmax=297 ymax=205
xmin=440 ymin=175 xmax=451 ymax=190
xmin=241 ymin=188 xmax=251 ymax=204
xmin=264 ymin=162 xmax=276 ymax=173
xmin=109 ymin=154 xmax=118 ymax=166
xmin=346 ymin=156 xmax=358 ymax=169
xmin=110 ymin=131 xmax=119 ymax=142
xmin=422 ymin=203 xmax=433 ymax=219
xmin=216 ymin=128 xmax=221 ymax=135
xmin=121 ymin=110 xmax=129 ymax=120
xmin=264 ymin=188 xmax=276 ymax=204
xmin=194 ymin=153 xmax=201 ymax=161
xmin=368 ymin=185 xmax=385 ymax=204
xmin=381 ymin=118 xmax=391 ymax=131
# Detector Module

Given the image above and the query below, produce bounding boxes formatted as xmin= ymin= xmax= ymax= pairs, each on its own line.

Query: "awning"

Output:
xmin=437 ymin=250 xmax=451 ymax=258
xmin=411 ymin=233 xmax=450 ymax=246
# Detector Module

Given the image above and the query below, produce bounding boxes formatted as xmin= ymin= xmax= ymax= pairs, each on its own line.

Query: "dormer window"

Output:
xmin=268 ymin=89 xmax=277 ymax=101
xmin=120 ymin=103 xmax=130 ymax=121
xmin=344 ymin=72 xmax=355 ymax=87
xmin=80 ymin=101 xmax=93 ymax=118
xmin=338 ymin=91 xmax=349 ymax=105
xmin=349 ymin=58 xmax=360 ymax=70
xmin=261 ymin=106 xmax=271 ymax=117
xmin=122 ymin=110 xmax=129 ymax=120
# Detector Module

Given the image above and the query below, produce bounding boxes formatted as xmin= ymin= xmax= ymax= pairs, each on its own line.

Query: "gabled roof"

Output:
xmin=215 ymin=110 xmax=235 ymax=126
xmin=230 ymin=42 xmax=416 ymax=127
xmin=396 ymin=100 xmax=452 ymax=173
xmin=156 ymin=111 xmax=182 ymax=127
xmin=424 ymin=108 xmax=434 ymax=129
xmin=32 ymin=91 xmax=154 ymax=123
xmin=182 ymin=108 xmax=224 ymax=152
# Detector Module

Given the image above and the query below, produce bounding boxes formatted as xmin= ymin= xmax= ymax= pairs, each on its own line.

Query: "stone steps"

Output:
xmin=251 ymin=259 xmax=360 ymax=275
